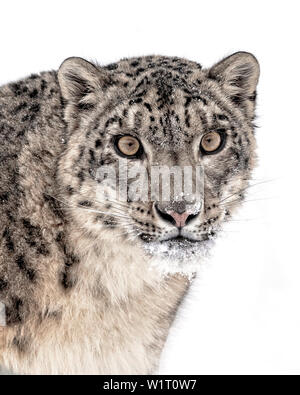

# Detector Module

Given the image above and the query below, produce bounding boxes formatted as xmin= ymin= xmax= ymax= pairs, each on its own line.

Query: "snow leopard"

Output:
xmin=0 ymin=51 xmax=259 ymax=374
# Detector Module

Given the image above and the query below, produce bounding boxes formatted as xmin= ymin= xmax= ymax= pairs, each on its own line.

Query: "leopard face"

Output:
xmin=57 ymin=53 xmax=259 ymax=267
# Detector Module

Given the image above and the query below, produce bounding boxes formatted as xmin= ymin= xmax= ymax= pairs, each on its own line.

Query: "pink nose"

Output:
xmin=168 ymin=211 xmax=190 ymax=228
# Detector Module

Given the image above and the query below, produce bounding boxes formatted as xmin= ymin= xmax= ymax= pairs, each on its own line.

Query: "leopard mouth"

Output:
xmin=159 ymin=234 xmax=210 ymax=248
xmin=140 ymin=231 xmax=217 ymax=261
xmin=139 ymin=232 xmax=213 ymax=244
xmin=162 ymin=235 xmax=200 ymax=245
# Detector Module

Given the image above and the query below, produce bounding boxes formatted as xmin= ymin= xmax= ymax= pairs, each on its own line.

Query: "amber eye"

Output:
xmin=115 ymin=135 xmax=143 ymax=158
xmin=200 ymin=130 xmax=226 ymax=155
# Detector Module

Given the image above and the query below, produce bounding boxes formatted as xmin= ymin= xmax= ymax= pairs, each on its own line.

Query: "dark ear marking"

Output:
xmin=208 ymin=51 xmax=260 ymax=116
xmin=0 ymin=278 xmax=8 ymax=291
xmin=58 ymin=57 xmax=114 ymax=110
xmin=58 ymin=57 xmax=96 ymax=101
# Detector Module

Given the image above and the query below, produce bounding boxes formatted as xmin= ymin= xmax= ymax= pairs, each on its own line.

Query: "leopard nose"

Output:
xmin=155 ymin=204 xmax=200 ymax=228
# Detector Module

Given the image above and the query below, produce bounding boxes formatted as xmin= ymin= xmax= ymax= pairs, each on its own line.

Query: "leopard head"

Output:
xmin=57 ymin=52 xmax=259 ymax=273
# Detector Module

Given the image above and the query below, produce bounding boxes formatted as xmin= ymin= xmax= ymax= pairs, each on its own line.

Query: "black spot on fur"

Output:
xmin=36 ymin=244 xmax=49 ymax=256
xmin=217 ymin=114 xmax=229 ymax=121
xmin=55 ymin=232 xmax=79 ymax=290
xmin=29 ymin=103 xmax=40 ymax=113
xmin=130 ymin=61 xmax=140 ymax=67
xmin=41 ymin=80 xmax=47 ymax=91
xmin=13 ymin=102 xmax=27 ymax=114
xmin=0 ymin=192 xmax=9 ymax=203
xmin=43 ymin=194 xmax=64 ymax=219
xmin=105 ymin=116 xmax=118 ymax=128
xmin=89 ymin=149 xmax=96 ymax=165
xmin=232 ymin=149 xmax=240 ymax=160
xmin=0 ymin=278 xmax=8 ymax=291
xmin=16 ymin=255 xmax=36 ymax=281
xmin=144 ymin=102 xmax=152 ymax=112
xmin=61 ymin=271 xmax=71 ymax=289
xmin=231 ymin=95 xmax=243 ymax=105
xmin=95 ymin=139 xmax=102 ymax=149
xmin=21 ymin=114 xmax=29 ymax=122
xmin=185 ymin=97 xmax=192 ymax=107
xmin=13 ymin=336 xmax=30 ymax=353
xmin=207 ymin=73 xmax=217 ymax=81
xmin=185 ymin=109 xmax=191 ymax=127
xmin=20 ymin=218 xmax=49 ymax=257
xmin=249 ymin=91 xmax=257 ymax=101
xmin=29 ymin=89 xmax=39 ymax=98
xmin=3 ymin=228 xmax=14 ymax=252
xmin=129 ymin=98 xmax=143 ymax=105
xmin=139 ymin=233 xmax=156 ymax=242
xmin=78 ymin=102 xmax=95 ymax=111
xmin=6 ymin=297 xmax=23 ymax=324
xmin=10 ymin=83 xmax=22 ymax=96
xmin=103 ymin=218 xmax=117 ymax=227
xmin=136 ymin=90 xmax=147 ymax=98
xmin=77 ymin=171 xmax=85 ymax=182
xmin=66 ymin=186 xmax=75 ymax=195
xmin=61 ymin=251 xmax=79 ymax=289
xmin=78 ymin=200 xmax=92 ymax=207
xmin=105 ymin=63 xmax=118 ymax=70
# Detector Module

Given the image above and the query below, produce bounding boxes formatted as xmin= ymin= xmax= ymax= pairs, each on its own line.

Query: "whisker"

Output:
xmin=93 ymin=198 xmax=128 ymax=208
xmin=44 ymin=193 xmax=73 ymax=208
xmin=60 ymin=205 xmax=130 ymax=220
xmin=95 ymin=197 xmax=129 ymax=208
xmin=44 ymin=194 xmax=130 ymax=220
xmin=93 ymin=200 xmax=128 ymax=215
xmin=219 ymin=196 xmax=276 ymax=208
xmin=225 ymin=218 xmax=261 ymax=222
xmin=116 ymin=230 xmax=139 ymax=237
xmin=218 ymin=178 xmax=276 ymax=204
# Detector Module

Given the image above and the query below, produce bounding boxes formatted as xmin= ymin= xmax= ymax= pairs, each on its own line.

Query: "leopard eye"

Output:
xmin=200 ymin=130 xmax=226 ymax=155
xmin=115 ymin=135 xmax=143 ymax=158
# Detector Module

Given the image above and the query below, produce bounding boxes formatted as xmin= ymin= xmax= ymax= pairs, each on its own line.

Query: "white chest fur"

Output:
xmin=2 ymin=235 xmax=188 ymax=374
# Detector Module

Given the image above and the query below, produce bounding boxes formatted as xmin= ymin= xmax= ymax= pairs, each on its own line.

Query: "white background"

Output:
xmin=1 ymin=0 xmax=299 ymax=374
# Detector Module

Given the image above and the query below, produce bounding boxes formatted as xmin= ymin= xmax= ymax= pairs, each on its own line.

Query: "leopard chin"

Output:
xmin=141 ymin=234 xmax=217 ymax=276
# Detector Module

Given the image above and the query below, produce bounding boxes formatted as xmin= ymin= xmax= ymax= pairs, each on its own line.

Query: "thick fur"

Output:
xmin=0 ymin=52 xmax=259 ymax=374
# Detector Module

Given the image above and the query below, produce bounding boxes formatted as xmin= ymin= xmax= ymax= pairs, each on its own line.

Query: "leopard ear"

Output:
xmin=208 ymin=52 xmax=260 ymax=118
xmin=58 ymin=57 xmax=112 ymax=110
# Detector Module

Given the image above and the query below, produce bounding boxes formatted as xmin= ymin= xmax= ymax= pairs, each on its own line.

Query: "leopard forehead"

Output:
xmin=61 ymin=54 xmax=254 ymax=153
xmin=58 ymin=53 xmax=258 ymax=187
xmin=90 ymin=56 xmax=206 ymax=145
xmin=91 ymin=55 xmax=228 ymax=144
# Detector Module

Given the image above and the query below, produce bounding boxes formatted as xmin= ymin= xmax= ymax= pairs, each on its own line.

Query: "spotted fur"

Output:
xmin=0 ymin=52 xmax=259 ymax=374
